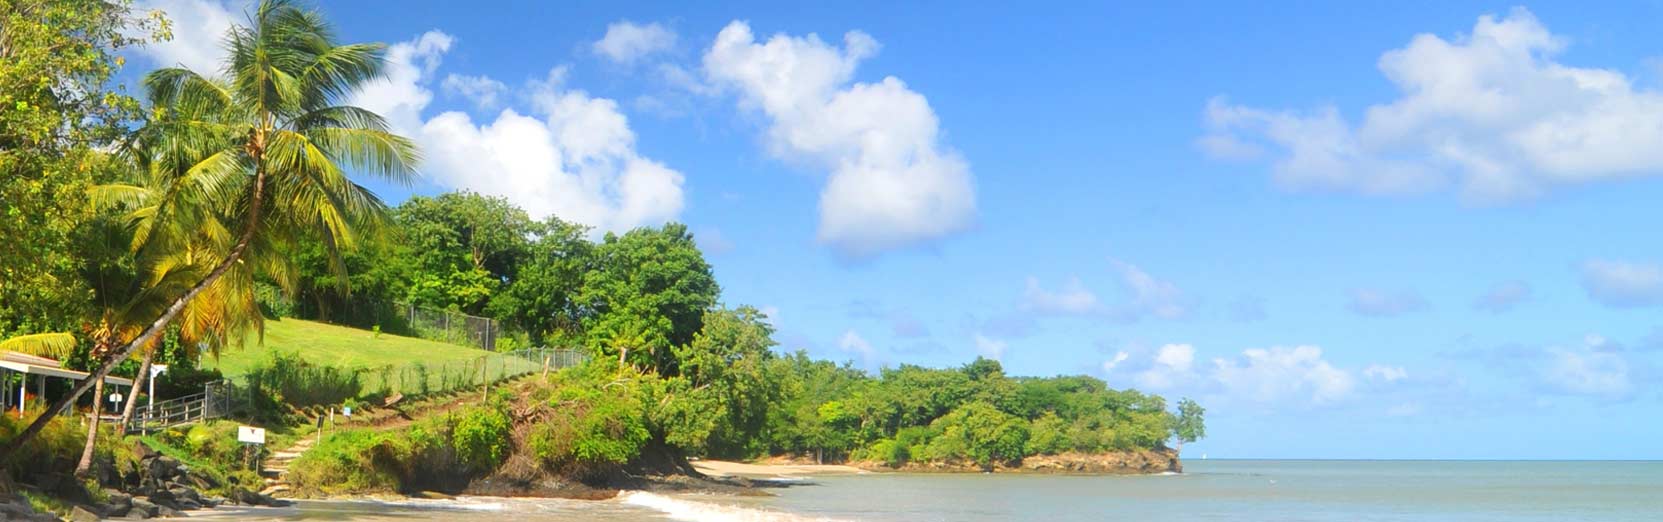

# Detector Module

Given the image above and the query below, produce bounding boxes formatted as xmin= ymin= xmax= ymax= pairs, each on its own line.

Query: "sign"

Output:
xmin=342 ymin=406 xmax=352 ymax=417
xmin=109 ymin=392 xmax=122 ymax=404
xmin=150 ymin=364 xmax=168 ymax=378
xmin=237 ymin=426 xmax=266 ymax=445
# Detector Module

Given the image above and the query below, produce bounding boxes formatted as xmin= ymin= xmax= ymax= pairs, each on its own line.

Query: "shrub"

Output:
xmin=244 ymin=351 xmax=362 ymax=408
xmin=286 ymin=430 xmax=406 ymax=495
xmin=451 ymin=407 xmax=511 ymax=471
xmin=925 ymin=402 xmax=1030 ymax=470
xmin=529 ymin=376 xmax=649 ymax=474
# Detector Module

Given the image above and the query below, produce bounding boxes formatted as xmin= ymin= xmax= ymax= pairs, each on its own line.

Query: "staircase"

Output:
xmin=258 ymin=436 xmax=315 ymax=497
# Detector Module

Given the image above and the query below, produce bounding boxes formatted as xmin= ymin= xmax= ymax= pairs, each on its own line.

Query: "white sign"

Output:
xmin=342 ymin=406 xmax=352 ymax=417
xmin=109 ymin=393 xmax=122 ymax=404
xmin=237 ymin=426 xmax=266 ymax=445
xmin=150 ymin=364 xmax=168 ymax=378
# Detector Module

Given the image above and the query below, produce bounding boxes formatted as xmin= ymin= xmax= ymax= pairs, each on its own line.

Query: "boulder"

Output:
xmin=156 ymin=505 xmax=179 ymax=518
xmin=129 ymin=497 xmax=161 ymax=518
xmin=69 ymin=505 xmax=102 ymax=522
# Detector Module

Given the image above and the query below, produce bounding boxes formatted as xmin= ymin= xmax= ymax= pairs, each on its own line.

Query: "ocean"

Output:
xmin=198 ymin=460 xmax=1663 ymax=521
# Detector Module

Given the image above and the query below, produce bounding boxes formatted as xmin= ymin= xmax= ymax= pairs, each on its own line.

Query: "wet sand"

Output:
xmin=691 ymin=459 xmax=867 ymax=478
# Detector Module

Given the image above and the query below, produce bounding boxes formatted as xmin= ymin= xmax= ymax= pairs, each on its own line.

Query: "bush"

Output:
xmin=451 ymin=407 xmax=511 ymax=471
xmin=244 ymin=351 xmax=362 ymax=408
xmin=286 ymin=430 xmax=407 ymax=495
xmin=528 ymin=373 xmax=649 ymax=474
xmin=925 ymin=402 xmax=1030 ymax=470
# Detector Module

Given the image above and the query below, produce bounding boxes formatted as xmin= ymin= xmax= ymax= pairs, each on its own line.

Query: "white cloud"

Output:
xmin=1347 ymin=288 xmax=1427 ymax=317
xmin=1112 ymin=260 xmax=1188 ymax=320
xmin=1202 ymin=8 xmax=1663 ymax=201
xmin=1134 ymin=343 xmax=1195 ymax=390
xmin=974 ymin=334 xmax=1007 ymax=361
xmin=1363 ymin=364 xmax=1409 ymax=383
xmin=1474 ymin=280 xmax=1531 ymax=313
xmin=703 ymin=21 xmax=975 ymax=257
xmin=1020 ymin=262 xmax=1188 ymax=321
xmin=838 ymin=330 xmax=875 ymax=360
xmin=1541 ymin=339 xmax=1632 ymax=398
xmin=1580 ymin=259 xmax=1663 ymax=308
xmin=351 ymin=34 xmax=685 ymax=234
xmin=1021 ymin=277 xmax=1100 ymax=315
xmin=1212 ymin=346 xmax=1356 ymax=405
xmin=1104 ymin=343 xmax=1366 ymax=407
xmin=441 ymin=74 xmax=508 ymax=109
xmin=1101 ymin=351 xmax=1130 ymax=372
xmin=132 ymin=0 xmax=239 ymax=73
xmin=593 ymin=21 xmax=677 ymax=65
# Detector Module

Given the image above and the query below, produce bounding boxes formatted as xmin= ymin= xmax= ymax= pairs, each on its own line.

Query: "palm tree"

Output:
xmin=0 ymin=0 xmax=418 ymax=462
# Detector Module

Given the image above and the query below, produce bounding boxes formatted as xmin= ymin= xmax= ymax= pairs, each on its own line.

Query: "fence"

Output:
xmin=127 ymin=382 xmax=235 ymax=433
xmin=358 ymin=347 xmax=588 ymax=398
xmin=396 ymin=301 xmax=499 ymax=351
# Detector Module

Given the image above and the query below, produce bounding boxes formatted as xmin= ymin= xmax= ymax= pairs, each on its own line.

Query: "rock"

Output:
xmin=156 ymin=505 xmax=179 ymax=518
xmin=103 ymin=489 xmax=134 ymax=508
xmin=166 ymin=485 xmax=200 ymax=503
xmin=132 ymin=441 xmax=158 ymax=461
xmin=104 ymin=502 xmax=133 ymax=518
xmin=176 ymin=498 xmax=201 ymax=510
xmin=69 ymin=505 xmax=102 ymax=522
xmin=129 ymin=497 xmax=160 ymax=518
xmin=122 ymin=509 xmax=151 ymax=520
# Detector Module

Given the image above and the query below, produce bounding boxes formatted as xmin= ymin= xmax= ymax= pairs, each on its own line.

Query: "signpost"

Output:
xmin=148 ymin=364 xmax=168 ymax=416
xmin=238 ymin=425 xmax=266 ymax=471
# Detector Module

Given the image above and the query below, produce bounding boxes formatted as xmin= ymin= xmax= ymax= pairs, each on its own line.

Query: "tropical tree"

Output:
xmin=1173 ymin=398 xmax=1206 ymax=452
xmin=0 ymin=0 xmax=418 ymax=462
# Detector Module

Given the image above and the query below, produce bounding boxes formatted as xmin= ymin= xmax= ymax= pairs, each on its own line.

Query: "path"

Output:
xmin=258 ymin=436 xmax=314 ymax=497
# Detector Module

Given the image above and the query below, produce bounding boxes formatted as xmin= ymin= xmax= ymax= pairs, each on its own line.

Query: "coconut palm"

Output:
xmin=0 ymin=0 xmax=418 ymax=462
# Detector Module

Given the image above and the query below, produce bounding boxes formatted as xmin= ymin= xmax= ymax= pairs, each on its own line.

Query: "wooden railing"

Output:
xmin=127 ymin=382 xmax=234 ymax=433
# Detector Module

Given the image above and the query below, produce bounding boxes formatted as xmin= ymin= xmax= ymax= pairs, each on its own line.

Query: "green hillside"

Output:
xmin=207 ymin=318 xmax=495 ymax=377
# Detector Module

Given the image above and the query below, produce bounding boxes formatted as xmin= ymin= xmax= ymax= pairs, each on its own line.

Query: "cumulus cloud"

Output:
xmin=703 ymin=21 xmax=975 ymax=257
xmin=1347 ymin=288 xmax=1427 ymax=317
xmin=1540 ymin=337 xmax=1633 ymax=399
xmin=1363 ymin=364 xmax=1409 ymax=383
xmin=1213 ymin=346 xmax=1356 ymax=405
xmin=1580 ymin=259 xmax=1663 ymax=308
xmin=1020 ymin=261 xmax=1189 ymax=321
xmin=441 ymin=74 xmax=509 ymax=109
xmin=350 ymin=33 xmax=686 ymax=234
xmin=838 ymin=330 xmax=877 ymax=364
xmin=132 ymin=0 xmax=239 ymax=73
xmin=593 ymin=21 xmax=677 ymax=65
xmin=974 ymin=334 xmax=1007 ymax=361
xmin=1201 ymin=8 xmax=1663 ymax=201
xmin=1104 ymin=343 xmax=1371 ymax=407
xmin=1474 ymin=280 xmax=1531 ymax=313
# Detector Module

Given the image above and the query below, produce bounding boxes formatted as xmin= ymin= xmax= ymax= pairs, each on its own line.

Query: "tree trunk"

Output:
xmin=116 ymin=351 xmax=154 ymax=430
xmin=74 ymin=378 xmax=104 ymax=476
xmin=0 ymin=156 xmax=267 ymax=465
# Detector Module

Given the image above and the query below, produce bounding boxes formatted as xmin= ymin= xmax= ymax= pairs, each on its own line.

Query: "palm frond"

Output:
xmin=0 ymin=333 xmax=78 ymax=360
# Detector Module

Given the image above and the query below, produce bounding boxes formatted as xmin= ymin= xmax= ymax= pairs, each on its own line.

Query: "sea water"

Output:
xmin=198 ymin=460 xmax=1663 ymax=521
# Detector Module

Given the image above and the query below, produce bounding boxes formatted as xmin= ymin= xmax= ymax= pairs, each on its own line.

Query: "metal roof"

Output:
xmin=0 ymin=352 xmax=135 ymax=387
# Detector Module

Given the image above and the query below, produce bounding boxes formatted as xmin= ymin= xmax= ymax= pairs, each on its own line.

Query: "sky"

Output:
xmin=122 ymin=0 xmax=1663 ymax=460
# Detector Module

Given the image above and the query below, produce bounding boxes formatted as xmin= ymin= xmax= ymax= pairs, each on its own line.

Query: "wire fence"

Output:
xmin=358 ymin=347 xmax=588 ymax=398
xmin=396 ymin=301 xmax=499 ymax=351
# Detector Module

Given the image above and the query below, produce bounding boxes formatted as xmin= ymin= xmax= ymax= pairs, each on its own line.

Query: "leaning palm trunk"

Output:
xmin=116 ymin=351 xmax=154 ymax=432
xmin=0 ymin=168 xmax=267 ymax=465
xmin=75 ymin=378 xmax=106 ymax=475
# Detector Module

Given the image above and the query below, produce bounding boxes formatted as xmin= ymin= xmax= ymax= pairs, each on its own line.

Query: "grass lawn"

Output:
xmin=206 ymin=318 xmax=546 ymax=397
xmin=207 ymin=318 xmax=493 ymax=377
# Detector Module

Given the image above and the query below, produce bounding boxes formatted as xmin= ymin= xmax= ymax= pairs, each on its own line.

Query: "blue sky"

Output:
xmin=128 ymin=1 xmax=1663 ymax=459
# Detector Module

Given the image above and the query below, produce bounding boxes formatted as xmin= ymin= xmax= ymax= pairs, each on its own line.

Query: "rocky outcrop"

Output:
xmin=857 ymin=448 xmax=1182 ymax=474
xmin=1016 ymin=449 xmax=1181 ymax=474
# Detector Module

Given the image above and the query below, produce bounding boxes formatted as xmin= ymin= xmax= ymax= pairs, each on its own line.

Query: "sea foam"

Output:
xmin=619 ymin=491 xmax=843 ymax=522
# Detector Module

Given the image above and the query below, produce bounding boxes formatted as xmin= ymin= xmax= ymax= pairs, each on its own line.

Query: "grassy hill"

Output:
xmin=206 ymin=318 xmax=496 ymax=377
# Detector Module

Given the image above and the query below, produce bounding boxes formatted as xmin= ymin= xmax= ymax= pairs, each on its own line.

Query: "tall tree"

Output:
xmin=580 ymin=223 xmax=719 ymax=374
xmin=488 ymin=216 xmax=591 ymax=345
xmin=397 ymin=192 xmax=531 ymax=314
xmin=1173 ymin=398 xmax=1206 ymax=452
xmin=0 ymin=0 xmax=155 ymax=338
xmin=1 ymin=0 xmax=418 ymax=462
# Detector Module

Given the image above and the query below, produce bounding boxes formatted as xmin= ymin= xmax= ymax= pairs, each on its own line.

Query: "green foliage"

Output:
xmin=582 ymin=224 xmax=719 ymax=373
xmin=451 ymin=406 xmax=511 ymax=471
xmin=529 ymin=364 xmax=651 ymax=474
xmin=1173 ymin=398 xmax=1206 ymax=446
xmin=0 ymin=0 xmax=157 ymax=339
xmin=489 ymin=217 xmax=591 ymax=345
xmin=922 ymin=402 xmax=1030 ymax=470
xmin=243 ymin=351 xmax=362 ymax=408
